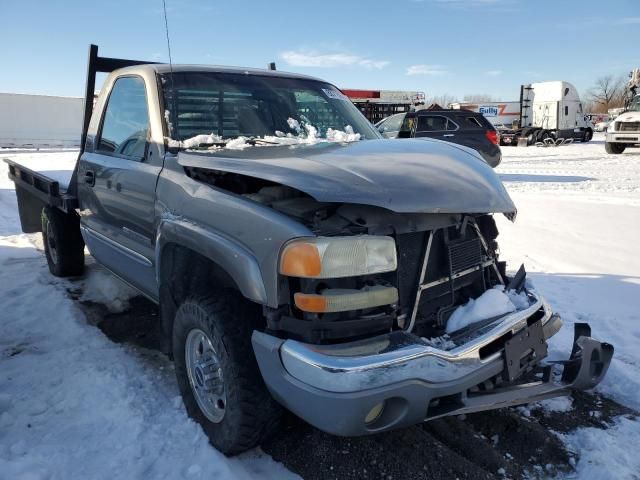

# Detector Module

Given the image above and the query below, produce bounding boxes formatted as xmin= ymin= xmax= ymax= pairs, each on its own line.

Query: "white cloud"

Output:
xmin=485 ymin=70 xmax=503 ymax=76
xmin=280 ymin=50 xmax=389 ymax=69
xmin=430 ymin=0 xmax=506 ymax=5
xmin=413 ymin=0 xmax=514 ymax=8
xmin=617 ymin=17 xmax=640 ymax=25
xmin=406 ymin=64 xmax=448 ymax=76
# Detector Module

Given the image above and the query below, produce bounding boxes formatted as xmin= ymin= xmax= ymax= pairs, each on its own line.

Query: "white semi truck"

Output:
xmin=605 ymin=69 xmax=640 ymax=154
xmin=0 ymin=92 xmax=83 ymax=148
xmin=451 ymin=81 xmax=593 ymax=146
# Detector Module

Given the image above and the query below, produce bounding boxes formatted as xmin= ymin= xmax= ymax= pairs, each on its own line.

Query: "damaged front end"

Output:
xmin=250 ymin=210 xmax=613 ymax=436
xmin=178 ymin=141 xmax=612 ymax=436
xmin=253 ymin=288 xmax=613 ymax=436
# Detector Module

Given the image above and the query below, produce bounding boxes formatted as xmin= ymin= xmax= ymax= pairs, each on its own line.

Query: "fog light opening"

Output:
xmin=365 ymin=402 xmax=385 ymax=425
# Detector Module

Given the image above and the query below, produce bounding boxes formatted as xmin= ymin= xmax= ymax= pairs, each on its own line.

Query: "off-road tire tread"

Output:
xmin=173 ymin=292 xmax=281 ymax=455
xmin=41 ymin=206 xmax=85 ymax=277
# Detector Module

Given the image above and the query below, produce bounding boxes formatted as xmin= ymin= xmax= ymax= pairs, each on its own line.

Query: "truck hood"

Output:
xmin=177 ymin=138 xmax=516 ymax=215
xmin=615 ymin=111 xmax=640 ymax=123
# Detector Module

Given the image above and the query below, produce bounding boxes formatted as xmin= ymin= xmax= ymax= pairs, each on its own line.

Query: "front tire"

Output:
xmin=41 ymin=206 xmax=85 ymax=277
xmin=172 ymin=293 xmax=281 ymax=455
xmin=605 ymin=142 xmax=626 ymax=154
xmin=582 ymin=128 xmax=593 ymax=142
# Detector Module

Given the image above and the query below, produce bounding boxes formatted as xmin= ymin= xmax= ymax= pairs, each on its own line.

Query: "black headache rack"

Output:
xmin=4 ymin=44 xmax=159 ymax=215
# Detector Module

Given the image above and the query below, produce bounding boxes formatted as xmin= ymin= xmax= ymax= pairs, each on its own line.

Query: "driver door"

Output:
xmin=77 ymin=75 xmax=161 ymax=298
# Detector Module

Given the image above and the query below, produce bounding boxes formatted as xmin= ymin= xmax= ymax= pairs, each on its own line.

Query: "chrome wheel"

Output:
xmin=185 ymin=329 xmax=226 ymax=423
xmin=46 ymin=221 xmax=58 ymax=264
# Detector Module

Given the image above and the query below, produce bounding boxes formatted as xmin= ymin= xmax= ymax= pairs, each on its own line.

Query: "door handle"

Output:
xmin=84 ymin=170 xmax=95 ymax=186
xmin=443 ymin=134 xmax=455 ymax=137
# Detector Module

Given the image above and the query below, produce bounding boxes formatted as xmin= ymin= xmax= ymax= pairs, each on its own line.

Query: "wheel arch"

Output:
xmin=155 ymin=220 xmax=270 ymax=353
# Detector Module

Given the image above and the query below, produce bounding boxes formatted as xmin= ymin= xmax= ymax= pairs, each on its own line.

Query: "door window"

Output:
xmin=465 ymin=117 xmax=483 ymax=127
xmin=98 ymin=77 xmax=150 ymax=160
xmin=416 ymin=115 xmax=459 ymax=132
xmin=378 ymin=113 xmax=405 ymax=133
xmin=416 ymin=115 xmax=448 ymax=131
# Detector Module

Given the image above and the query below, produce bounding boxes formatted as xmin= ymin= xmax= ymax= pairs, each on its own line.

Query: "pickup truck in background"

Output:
xmin=4 ymin=45 xmax=613 ymax=456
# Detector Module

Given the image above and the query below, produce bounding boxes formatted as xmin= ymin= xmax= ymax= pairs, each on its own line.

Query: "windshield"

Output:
xmin=629 ymin=95 xmax=640 ymax=112
xmin=160 ymin=72 xmax=380 ymax=149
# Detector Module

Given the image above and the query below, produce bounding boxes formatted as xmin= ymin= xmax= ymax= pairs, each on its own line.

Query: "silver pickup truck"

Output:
xmin=5 ymin=45 xmax=613 ymax=455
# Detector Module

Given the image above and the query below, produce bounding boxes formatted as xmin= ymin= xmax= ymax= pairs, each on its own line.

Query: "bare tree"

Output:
xmin=462 ymin=93 xmax=494 ymax=103
xmin=588 ymin=75 xmax=626 ymax=112
xmin=582 ymin=99 xmax=595 ymax=113
xmin=425 ymin=94 xmax=458 ymax=109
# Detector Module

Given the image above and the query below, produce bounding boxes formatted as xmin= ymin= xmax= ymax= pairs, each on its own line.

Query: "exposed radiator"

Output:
xmin=448 ymin=237 xmax=483 ymax=274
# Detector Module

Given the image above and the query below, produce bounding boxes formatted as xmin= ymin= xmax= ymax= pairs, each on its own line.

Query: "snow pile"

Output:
xmin=0 ymin=155 xmax=297 ymax=480
xmin=560 ymin=416 xmax=640 ymax=479
xmin=446 ymin=286 xmax=530 ymax=333
xmin=422 ymin=334 xmax=457 ymax=350
xmin=79 ymin=266 xmax=138 ymax=313
xmin=538 ymin=396 xmax=574 ymax=413
xmin=167 ymin=133 xmax=224 ymax=149
xmin=326 ymin=125 xmax=360 ymax=142
xmin=167 ymin=117 xmax=360 ymax=151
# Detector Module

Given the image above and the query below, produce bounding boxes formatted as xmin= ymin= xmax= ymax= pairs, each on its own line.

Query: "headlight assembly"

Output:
xmin=279 ymin=235 xmax=397 ymax=279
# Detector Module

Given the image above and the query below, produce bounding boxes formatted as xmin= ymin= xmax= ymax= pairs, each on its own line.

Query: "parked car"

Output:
xmin=5 ymin=45 xmax=613 ymax=456
xmin=375 ymin=112 xmax=406 ymax=138
xmin=594 ymin=120 xmax=611 ymax=132
xmin=376 ymin=109 xmax=502 ymax=167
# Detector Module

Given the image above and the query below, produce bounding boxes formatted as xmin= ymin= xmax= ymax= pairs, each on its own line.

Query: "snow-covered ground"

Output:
xmin=0 ymin=151 xmax=297 ymax=479
xmin=1 ymin=135 xmax=639 ymax=478
xmin=495 ymin=135 xmax=640 ymax=478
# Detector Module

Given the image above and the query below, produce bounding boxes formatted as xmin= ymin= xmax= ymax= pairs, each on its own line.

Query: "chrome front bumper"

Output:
xmin=252 ymin=290 xmax=613 ymax=436
xmin=279 ymin=290 xmax=555 ymax=393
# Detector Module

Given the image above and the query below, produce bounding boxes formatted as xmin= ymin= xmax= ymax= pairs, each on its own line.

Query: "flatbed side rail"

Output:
xmin=4 ymin=158 xmax=78 ymax=212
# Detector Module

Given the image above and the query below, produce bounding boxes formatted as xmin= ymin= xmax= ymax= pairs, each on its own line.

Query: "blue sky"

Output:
xmin=1 ymin=0 xmax=638 ymax=100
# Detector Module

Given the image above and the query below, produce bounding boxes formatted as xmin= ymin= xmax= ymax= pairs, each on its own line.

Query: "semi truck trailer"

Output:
xmin=451 ymin=81 xmax=593 ymax=146
xmin=0 ymin=93 xmax=83 ymax=148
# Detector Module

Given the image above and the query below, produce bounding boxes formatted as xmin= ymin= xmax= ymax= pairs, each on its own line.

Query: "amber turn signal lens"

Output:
xmin=294 ymin=293 xmax=328 ymax=313
xmin=279 ymin=242 xmax=322 ymax=277
xmin=294 ymin=287 xmax=398 ymax=314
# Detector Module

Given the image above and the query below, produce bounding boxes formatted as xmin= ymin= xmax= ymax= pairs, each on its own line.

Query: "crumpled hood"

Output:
xmin=178 ymin=138 xmax=516 ymax=215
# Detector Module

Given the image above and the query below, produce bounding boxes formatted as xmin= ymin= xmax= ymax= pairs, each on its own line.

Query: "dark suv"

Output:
xmin=376 ymin=109 xmax=502 ymax=167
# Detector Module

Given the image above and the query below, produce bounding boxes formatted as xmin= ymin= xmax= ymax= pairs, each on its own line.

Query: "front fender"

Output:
xmin=156 ymin=218 xmax=268 ymax=305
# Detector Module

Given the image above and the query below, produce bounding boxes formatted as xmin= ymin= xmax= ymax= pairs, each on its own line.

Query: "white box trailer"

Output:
xmin=449 ymin=101 xmax=521 ymax=128
xmin=0 ymin=93 xmax=83 ymax=148
xmin=451 ymin=81 xmax=593 ymax=145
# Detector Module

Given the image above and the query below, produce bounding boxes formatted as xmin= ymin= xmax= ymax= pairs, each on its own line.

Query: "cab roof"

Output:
xmin=112 ymin=63 xmax=326 ymax=83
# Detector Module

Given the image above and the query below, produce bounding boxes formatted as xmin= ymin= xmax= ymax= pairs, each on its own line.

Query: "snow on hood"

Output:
xmin=177 ymin=138 xmax=517 ymax=215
